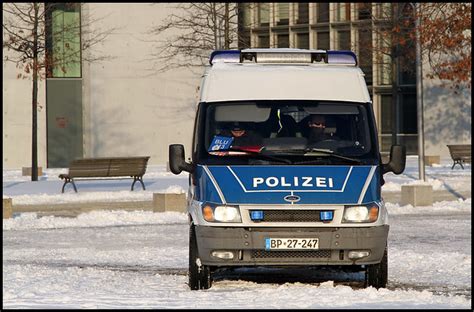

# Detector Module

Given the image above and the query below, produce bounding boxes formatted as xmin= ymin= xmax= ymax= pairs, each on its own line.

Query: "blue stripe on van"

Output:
xmin=195 ymin=165 xmax=379 ymax=205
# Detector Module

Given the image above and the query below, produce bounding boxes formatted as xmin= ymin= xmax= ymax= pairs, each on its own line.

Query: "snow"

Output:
xmin=385 ymin=198 xmax=471 ymax=215
xmin=2 ymin=210 xmax=187 ymax=231
xmin=3 ymin=157 xmax=471 ymax=308
xmin=381 ymin=156 xmax=471 ymax=193
xmin=3 ymin=165 xmax=188 ymax=204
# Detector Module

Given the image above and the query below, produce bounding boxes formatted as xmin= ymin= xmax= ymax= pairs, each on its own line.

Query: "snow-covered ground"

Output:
xmin=382 ymin=157 xmax=471 ymax=193
xmin=3 ymin=156 xmax=472 ymax=308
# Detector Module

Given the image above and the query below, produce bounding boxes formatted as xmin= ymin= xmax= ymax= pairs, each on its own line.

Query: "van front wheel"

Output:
xmin=189 ymin=225 xmax=212 ymax=290
xmin=365 ymin=245 xmax=388 ymax=289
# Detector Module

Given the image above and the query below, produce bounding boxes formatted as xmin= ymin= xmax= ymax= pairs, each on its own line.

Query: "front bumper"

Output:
xmin=195 ymin=225 xmax=389 ymax=266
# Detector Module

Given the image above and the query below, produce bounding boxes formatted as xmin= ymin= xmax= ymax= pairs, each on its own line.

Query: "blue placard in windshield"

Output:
xmin=208 ymin=136 xmax=234 ymax=152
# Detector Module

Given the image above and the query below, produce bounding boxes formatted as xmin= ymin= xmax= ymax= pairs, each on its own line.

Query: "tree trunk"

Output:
xmin=390 ymin=4 xmax=400 ymax=147
xmin=212 ymin=3 xmax=218 ymax=49
xmin=31 ymin=3 xmax=39 ymax=181
xmin=391 ymin=54 xmax=399 ymax=146
xmin=224 ymin=3 xmax=229 ymax=49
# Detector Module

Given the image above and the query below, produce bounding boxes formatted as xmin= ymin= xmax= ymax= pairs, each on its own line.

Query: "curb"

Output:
xmin=13 ymin=201 xmax=153 ymax=217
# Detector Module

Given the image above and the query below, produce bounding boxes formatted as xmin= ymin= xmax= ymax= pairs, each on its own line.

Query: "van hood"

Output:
xmin=194 ymin=165 xmax=380 ymax=205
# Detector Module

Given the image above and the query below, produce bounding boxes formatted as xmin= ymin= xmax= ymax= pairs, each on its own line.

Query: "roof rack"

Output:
xmin=209 ymin=49 xmax=357 ymax=66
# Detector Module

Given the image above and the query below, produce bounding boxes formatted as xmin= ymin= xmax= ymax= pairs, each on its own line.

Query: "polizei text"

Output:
xmin=252 ymin=176 xmax=334 ymax=188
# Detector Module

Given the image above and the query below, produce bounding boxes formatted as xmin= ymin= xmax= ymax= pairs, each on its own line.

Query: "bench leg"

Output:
xmin=452 ymin=160 xmax=464 ymax=170
xmin=131 ymin=176 xmax=146 ymax=191
xmin=61 ymin=178 xmax=78 ymax=193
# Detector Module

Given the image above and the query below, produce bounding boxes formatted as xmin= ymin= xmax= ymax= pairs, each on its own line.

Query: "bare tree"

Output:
xmin=146 ymin=3 xmax=240 ymax=73
xmin=3 ymin=3 xmax=115 ymax=181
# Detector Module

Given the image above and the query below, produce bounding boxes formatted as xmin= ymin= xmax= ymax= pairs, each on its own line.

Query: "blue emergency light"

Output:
xmin=250 ymin=210 xmax=264 ymax=222
xmin=327 ymin=50 xmax=358 ymax=65
xmin=320 ymin=211 xmax=334 ymax=222
xmin=209 ymin=50 xmax=241 ymax=65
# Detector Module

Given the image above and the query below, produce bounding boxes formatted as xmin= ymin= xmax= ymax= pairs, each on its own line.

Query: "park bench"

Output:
xmin=446 ymin=144 xmax=471 ymax=169
xmin=59 ymin=156 xmax=150 ymax=193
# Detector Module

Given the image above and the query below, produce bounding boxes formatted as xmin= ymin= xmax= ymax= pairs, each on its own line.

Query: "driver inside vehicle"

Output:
xmin=220 ymin=121 xmax=263 ymax=147
xmin=305 ymin=115 xmax=338 ymax=145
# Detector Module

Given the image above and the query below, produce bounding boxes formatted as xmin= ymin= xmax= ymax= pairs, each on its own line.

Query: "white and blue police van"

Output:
xmin=169 ymin=49 xmax=406 ymax=290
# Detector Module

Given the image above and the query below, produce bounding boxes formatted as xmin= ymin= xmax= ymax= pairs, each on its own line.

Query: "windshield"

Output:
xmin=197 ymin=100 xmax=378 ymax=165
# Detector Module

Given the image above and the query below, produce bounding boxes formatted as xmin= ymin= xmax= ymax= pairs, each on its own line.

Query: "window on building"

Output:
xmin=358 ymin=28 xmax=373 ymax=85
xmin=399 ymin=93 xmax=418 ymax=154
xmin=238 ymin=3 xmax=252 ymax=49
xmin=400 ymin=94 xmax=417 ymax=134
xmin=295 ymin=3 xmax=309 ymax=24
xmin=316 ymin=31 xmax=330 ymax=50
xmin=46 ymin=3 xmax=81 ymax=78
xmin=376 ymin=3 xmax=392 ymax=19
xmin=398 ymin=4 xmax=416 ymax=85
xmin=317 ymin=3 xmax=329 ymax=23
xmin=239 ymin=30 xmax=251 ymax=49
xmin=240 ymin=3 xmax=252 ymax=28
xmin=277 ymin=34 xmax=289 ymax=48
xmin=380 ymin=93 xmax=418 ymax=154
xmin=399 ymin=54 xmax=416 ymax=85
xmin=258 ymin=3 xmax=269 ymax=26
xmin=357 ymin=3 xmax=372 ymax=20
xmin=380 ymin=94 xmax=392 ymax=135
xmin=277 ymin=3 xmax=289 ymax=26
xmin=379 ymin=94 xmax=393 ymax=152
xmin=296 ymin=33 xmax=309 ymax=49
xmin=379 ymin=36 xmax=392 ymax=85
xmin=337 ymin=30 xmax=351 ymax=50
xmin=258 ymin=35 xmax=270 ymax=48
xmin=336 ymin=3 xmax=350 ymax=22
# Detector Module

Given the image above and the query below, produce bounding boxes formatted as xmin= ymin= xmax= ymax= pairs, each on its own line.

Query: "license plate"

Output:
xmin=265 ymin=238 xmax=319 ymax=250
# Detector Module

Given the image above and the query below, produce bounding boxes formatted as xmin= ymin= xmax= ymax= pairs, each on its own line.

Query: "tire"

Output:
xmin=365 ymin=245 xmax=388 ymax=289
xmin=189 ymin=225 xmax=212 ymax=290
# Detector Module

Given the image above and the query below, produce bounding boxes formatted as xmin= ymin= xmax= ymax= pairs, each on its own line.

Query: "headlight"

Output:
xmin=202 ymin=203 xmax=241 ymax=223
xmin=342 ymin=203 xmax=379 ymax=223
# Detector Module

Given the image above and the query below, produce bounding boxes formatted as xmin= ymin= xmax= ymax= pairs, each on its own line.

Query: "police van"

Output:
xmin=169 ymin=49 xmax=406 ymax=290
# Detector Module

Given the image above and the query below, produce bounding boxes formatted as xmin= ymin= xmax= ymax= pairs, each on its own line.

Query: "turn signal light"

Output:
xmin=203 ymin=205 xmax=214 ymax=221
xmin=368 ymin=206 xmax=379 ymax=222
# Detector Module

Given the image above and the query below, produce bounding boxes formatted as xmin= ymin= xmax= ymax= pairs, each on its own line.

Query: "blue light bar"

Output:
xmin=250 ymin=210 xmax=264 ymax=222
xmin=327 ymin=50 xmax=357 ymax=65
xmin=320 ymin=211 xmax=334 ymax=222
xmin=209 ymin=50 xmax=241 ymax=65
xmin=209 ymin=49 xmax=357 ymax=66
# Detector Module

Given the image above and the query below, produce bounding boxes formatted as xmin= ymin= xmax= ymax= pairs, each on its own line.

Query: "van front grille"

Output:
xmin=252 ymin=250 xmax=332 ymax=259
xmin=250 ymin=210 xmax=327 ymax=222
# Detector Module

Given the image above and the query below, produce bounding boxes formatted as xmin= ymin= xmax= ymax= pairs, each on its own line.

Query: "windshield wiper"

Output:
xmin=300 ymin=148 xmax=362 ymax=164
xmin=271 ymin=148 xmax=362 ymax=164
xmin=237 ymin=148 xmax=293 ymax=164
xmin=210 ymin=147 xmax=292 ymax=164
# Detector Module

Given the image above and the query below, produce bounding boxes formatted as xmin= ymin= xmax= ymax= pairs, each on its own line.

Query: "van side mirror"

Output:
xmin=169 ymin=144 xmax=194 ymax=174
xmin=382 ymin=145 xmax=406 ymax=175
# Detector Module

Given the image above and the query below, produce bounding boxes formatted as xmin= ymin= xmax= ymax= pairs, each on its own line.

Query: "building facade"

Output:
xmin=2 ymin=3 xmax=471 ymax=169
xmin=3 ymin=3 xmax=202 ymax=169
xmin=237 ymin=3 xmax=471 ymax=156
